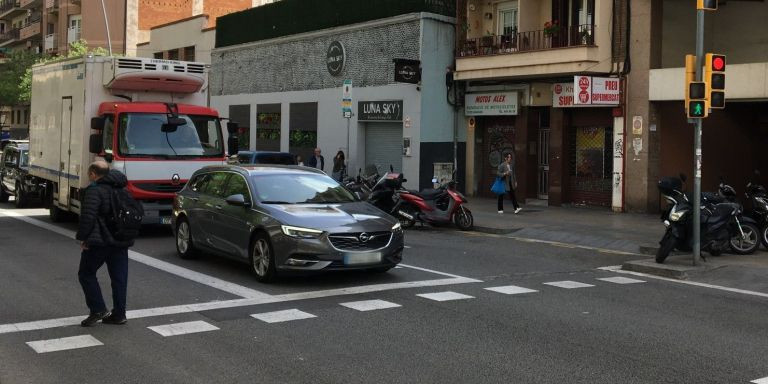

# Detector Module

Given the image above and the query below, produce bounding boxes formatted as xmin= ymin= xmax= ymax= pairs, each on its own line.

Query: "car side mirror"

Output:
xmin=225 ymin=194 xmax=250 ymax=207
xmin=89 ymin=133 xmax=103 ymax=154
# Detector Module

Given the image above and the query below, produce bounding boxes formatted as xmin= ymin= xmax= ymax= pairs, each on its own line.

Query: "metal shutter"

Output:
xmin=364 ymin=123 xmax=403 ymax=174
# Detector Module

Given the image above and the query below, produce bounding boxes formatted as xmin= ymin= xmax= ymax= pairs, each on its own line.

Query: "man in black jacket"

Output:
xmin=307 ymin=147 xmax=325 ymax=171
xmin=76 ymin=161 xmax=134 ymax=327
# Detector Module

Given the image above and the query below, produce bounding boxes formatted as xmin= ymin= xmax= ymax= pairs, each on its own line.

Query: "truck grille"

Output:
xmin=117 ymin=58 xmax=143 ymax=69
xmin=328 ymin=231 xmax=391 ymax=251
xmin=187 ymin=64 xmax=205 ymax=73
xmin=134 ymin=183 xmax=185 ymax=194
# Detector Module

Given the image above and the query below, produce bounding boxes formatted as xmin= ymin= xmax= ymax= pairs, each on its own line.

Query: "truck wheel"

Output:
xmin=14 ymin=183 xmax=26 ymax=208
xmin=49 ymin=205 xmax=67 ymax=222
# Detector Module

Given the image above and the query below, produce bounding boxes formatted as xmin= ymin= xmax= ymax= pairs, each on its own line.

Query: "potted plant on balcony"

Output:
xmin=543 ymin=20 xmax=560 ymax=48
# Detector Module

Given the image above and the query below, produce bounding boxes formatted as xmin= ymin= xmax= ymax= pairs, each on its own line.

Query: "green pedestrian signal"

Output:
xmin=688 ymin=100 xmax=708 ymax=118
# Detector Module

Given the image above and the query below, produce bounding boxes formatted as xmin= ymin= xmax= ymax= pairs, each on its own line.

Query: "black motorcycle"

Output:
xmin=656 ymin=175 xmax=760 ymax=263
xmin=743 ymin=171 xmax=768 ymax=249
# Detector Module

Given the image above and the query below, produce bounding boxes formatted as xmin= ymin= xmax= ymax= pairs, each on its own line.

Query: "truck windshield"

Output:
xmin=118 ymin=113 xmax=224 ymax=158
xmin=20 ymin=150 xmax=28 ymax=167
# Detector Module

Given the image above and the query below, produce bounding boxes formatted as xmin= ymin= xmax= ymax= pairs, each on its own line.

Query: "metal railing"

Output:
xmin=0 ymin=0 xmax=20 ymax=13
xmin=458 ymin=24 xmax=596 ymax=57
xmin=0 ymin=28 xmax=19 ymax=43
xmin=44 ymin=0 xmax=56 ymax=11
xmin=44 ymin=32 xmax=56 ymax=51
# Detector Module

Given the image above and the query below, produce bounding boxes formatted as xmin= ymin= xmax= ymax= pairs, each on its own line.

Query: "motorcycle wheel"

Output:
xmin=656 ymin=232 xmax=676 ymax=264
xmin=730 ymin=222 xmax=760 ymax=255
xmin=762 ymin=225 xmax=768 ymax=250
xmin=453 ymin=207 xmax=473 ymax=231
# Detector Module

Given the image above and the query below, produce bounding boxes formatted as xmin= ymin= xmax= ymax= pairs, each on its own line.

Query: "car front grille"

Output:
xmin=328 ymin=231 xmax=392 ymax=251
xmin=134 ymin=183 xmax=185 ymax=194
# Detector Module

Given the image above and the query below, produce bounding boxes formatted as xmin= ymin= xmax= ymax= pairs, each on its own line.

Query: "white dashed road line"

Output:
xmin=484 ymin=285 xmax=539 ymax=295
xmin=251 ymin=309 xmax=317 ymax=323
xmin=416 ymin=291 xmax=475 ymax=302
xmin=148 ymin=321 xmax=220 ymax=337
xmin=597 ymin=276 xmax=646 ymax=285
xmin=340 ymin=299 xmax=401 ymax=312
xmin=26 ymin=335 xmax=103 ymax=354
xmin=751 ymin=376 xmax=768 ymax=384
xmin=543 ymin=281 xmax=595 ymax=289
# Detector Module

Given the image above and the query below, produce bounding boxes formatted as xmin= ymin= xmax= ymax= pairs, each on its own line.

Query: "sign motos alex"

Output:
xmin=464 ymin=92 xmax=518 ymax=116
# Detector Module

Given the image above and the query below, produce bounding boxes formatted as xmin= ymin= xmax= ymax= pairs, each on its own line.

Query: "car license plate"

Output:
xmin=344 ymin=252 xmax=382 ymax=265
xmin=161 ymin=217 xmax=172 ymax=225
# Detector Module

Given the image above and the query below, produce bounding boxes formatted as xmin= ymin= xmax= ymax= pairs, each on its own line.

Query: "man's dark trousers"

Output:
xmin=78 ymin=246 xmax=128 ymax=318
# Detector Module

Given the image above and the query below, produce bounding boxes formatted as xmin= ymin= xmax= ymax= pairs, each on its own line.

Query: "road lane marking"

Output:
xmin=751 ymin=376 xmax=768 ymax=384
xmin=416 ymin=291 xmax=474 ymax=302
xmin=26 ymin=335 xmax=103 ymax=353
xmin=340 ymin=299 xmax=401 ymax=312
xmin=598 ymin=266 xmax=768 ymax=299
xmin=251 ymin=309 xmax=316 ymax=323
xmin=597 ymin=277 xmax=645 ymax=285
xmin=461 ymin=230 xmax=644 ymax=256
xmin=148 ymin=320 xmax=219 ymax=337
xmin=0 ymin=208 xmax=271 ymax=300
xmin=543 ymin=281 xmax=595 ymax=289
xmin=484 ymin=285 xmax=538 ymax=295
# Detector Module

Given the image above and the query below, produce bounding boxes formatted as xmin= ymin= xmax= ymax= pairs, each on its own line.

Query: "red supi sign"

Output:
xmin=553 ymin=77 xmax=620 ymax=108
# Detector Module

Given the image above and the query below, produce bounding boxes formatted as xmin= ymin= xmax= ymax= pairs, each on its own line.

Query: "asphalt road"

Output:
xmin=1 ymin=203 xmax=767 ymax=384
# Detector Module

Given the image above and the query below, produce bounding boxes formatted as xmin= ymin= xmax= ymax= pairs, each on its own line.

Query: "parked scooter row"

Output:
xmin=345 ymin=165 xmax=474 ymax=231
xmin=656 ymin=174 xmax=761 ymax=263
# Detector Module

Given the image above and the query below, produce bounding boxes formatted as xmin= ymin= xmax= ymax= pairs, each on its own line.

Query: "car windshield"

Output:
xmin=118 ymin=113 xmax=224 ymax=158
xmin=19 ymin=150 xmax=28 ymax=167
xmin=251 ymin=173 xmax=356 ymax=204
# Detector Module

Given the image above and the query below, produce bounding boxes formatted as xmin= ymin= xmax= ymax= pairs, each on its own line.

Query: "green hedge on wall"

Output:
xmin=216 ymin=0 xmax=455 ymax=48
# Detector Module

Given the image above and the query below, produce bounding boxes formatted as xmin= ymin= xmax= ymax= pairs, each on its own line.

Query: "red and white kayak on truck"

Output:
xmin=28 ymin=56 xmax=238 ymax=224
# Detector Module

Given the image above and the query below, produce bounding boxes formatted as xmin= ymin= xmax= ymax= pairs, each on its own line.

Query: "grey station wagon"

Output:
xmin=172 ymin=165 xmax=404 ymax=282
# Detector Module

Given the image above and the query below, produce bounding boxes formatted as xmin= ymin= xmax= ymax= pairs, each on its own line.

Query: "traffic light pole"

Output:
xmin=693 ymin=9 xmax=705 ymax=265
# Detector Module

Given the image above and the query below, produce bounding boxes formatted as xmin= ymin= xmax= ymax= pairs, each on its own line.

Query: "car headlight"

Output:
xmin=281 ymin=225 xmax=323 ymax=239
xmin=392 ymin=222 xmax=402 ymax=233
xmin=669 ymin=209 xmax=687 ymax=221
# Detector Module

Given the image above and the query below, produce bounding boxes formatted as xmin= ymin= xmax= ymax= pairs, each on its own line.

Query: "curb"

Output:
xmin=621 ymin=257 xmax=723 ymax=280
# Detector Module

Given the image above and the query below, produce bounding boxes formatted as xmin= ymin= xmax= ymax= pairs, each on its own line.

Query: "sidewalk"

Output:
xmin=465 ymin=197 xmax=768 ymax=293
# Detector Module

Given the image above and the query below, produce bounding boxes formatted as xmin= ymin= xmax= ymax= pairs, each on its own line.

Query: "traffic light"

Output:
xmin=705 ymin=53 xmax=726 ymax=109
xmin=684 ymin=55 xmax=708 ymax=118
xmin=697 ymin=0 xmax=717 ymax=10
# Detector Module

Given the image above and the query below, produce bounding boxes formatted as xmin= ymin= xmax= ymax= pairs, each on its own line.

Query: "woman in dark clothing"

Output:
xmin=497 ymin=152 xmax=521 ymax=214
xmin=332 ymin=150 xmax=346 ymax=182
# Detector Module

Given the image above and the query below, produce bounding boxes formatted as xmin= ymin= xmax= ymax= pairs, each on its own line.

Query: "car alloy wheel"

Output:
xmin=250 ymin=233 xmax=276 ymax=282
xmin=176 ymin=218 xmax=198 ymax=259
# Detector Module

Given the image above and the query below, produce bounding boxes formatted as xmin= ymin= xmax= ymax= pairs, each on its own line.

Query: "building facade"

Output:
xmin=454 ymin=0 xmax=628 ymax=210
xmin=210 ymin=0 xmax=459 ymax=190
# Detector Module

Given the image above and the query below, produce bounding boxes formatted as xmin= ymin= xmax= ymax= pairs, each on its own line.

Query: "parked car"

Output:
xmin=0 ymin=143 xmax=46 ymax=207
xmin=0 ymin=139 xmax=28 ymax=151
xmin=172 ymin=164 xmax=404 ymax=282
xmin=232 ymin=151 xmax=297 ymax=165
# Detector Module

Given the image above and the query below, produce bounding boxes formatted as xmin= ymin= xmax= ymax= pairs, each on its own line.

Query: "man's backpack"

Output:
xmin=107 ymin=187 xmax=144 ymax=242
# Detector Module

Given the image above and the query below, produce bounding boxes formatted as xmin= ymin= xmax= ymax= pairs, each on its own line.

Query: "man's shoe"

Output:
xmin=80 ymin=311 xmax=110 ymax=327
xmin=514 ymin=207 xmax=522 ymax=214
xmin=498 ymin=210 xmax=504 ymax=214
xmin=102 ymin=314 xmax=127 ymax=325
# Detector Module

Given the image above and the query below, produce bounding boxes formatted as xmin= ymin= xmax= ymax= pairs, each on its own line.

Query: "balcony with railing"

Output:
xmin=19 ymin=0 xmax=41 ymax=10
xmin=44 ymin=32 xmax=56 ymax=52
xmin=455 ymin=0 xmax=614 ymax=81
xmin=18 ymin=15 xmax=40 ymax=40
xmin=67 ymin=25 xmax=80 ymax=44
xmin=0 ymin=0 xmax=23 ymax=20
xmin=0 ymin=27 xmax=19 ymax=46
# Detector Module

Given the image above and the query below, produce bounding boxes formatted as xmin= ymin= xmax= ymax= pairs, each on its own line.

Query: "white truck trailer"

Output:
xmin=29 ymin=55 xmax=237 ymax=224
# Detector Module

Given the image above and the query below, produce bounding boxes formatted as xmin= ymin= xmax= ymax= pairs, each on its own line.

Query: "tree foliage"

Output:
xmin=0 ymin=50 xmax=38 ymax=106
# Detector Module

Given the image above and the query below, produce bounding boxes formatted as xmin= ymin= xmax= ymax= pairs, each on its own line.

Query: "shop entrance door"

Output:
xmin=537 ymin=129 xmax=550 ymax=199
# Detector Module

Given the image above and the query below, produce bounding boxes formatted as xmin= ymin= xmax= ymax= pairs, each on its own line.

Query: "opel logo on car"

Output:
xmin=358 ymin=232 xmax=371 ymax=243
xmin=171 ymin=173 xmax=181 ymax=185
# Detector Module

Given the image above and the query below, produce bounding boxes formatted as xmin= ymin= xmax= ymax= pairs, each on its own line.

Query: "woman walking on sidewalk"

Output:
xmin=497 ymin=152 xmax=521 ymax=214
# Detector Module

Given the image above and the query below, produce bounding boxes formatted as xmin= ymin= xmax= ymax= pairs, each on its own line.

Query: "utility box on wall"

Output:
xmin=529 ymin=83 xmax=553 ymax=106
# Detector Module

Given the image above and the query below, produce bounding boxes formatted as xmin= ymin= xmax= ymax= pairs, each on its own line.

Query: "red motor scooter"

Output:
xmin=395 ymin=180 xmax=474 ymax=231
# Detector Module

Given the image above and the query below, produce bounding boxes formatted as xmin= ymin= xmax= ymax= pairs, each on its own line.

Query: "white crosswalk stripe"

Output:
xmin=597 ymin=277 xmax=645 ymax=284
xmin=543 ymin=281 xmax=595 ymax=289
xmin=26 ymin=335 xmax=103 ymax=354
xmin=416 ymin=291 xmax=475 ymax=302
xmin=340 ymin=299 xmax=402 ymax=312
xmin=251 ymin=309 xmax=317 ymax=323
xmin=148 ymin=321 xmax=220 ymax=337
xmin=751 ymin=376 xmax=768 ymax=384
xmin=484 ymin=285 xmax=539 ymax=295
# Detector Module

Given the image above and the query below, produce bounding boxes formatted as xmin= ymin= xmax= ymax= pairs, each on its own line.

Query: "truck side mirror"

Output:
xmin=90 ymin=117 xmax=105 ymax=130
xmin=228 ymin=136 xmax=239 ymax=156
xmin=89 ymin=133 xmax=103 ymax=154
xmin=227 ymin=122 xmax=239 ymax=135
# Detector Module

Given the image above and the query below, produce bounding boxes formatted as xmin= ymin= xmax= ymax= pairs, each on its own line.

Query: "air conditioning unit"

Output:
xmin=104 ymin=57 xmax=208 ymax=94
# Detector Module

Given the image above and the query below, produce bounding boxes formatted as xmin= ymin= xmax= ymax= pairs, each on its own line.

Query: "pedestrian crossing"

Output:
xmin=22 ymin=275 xmax=645 ymax=354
